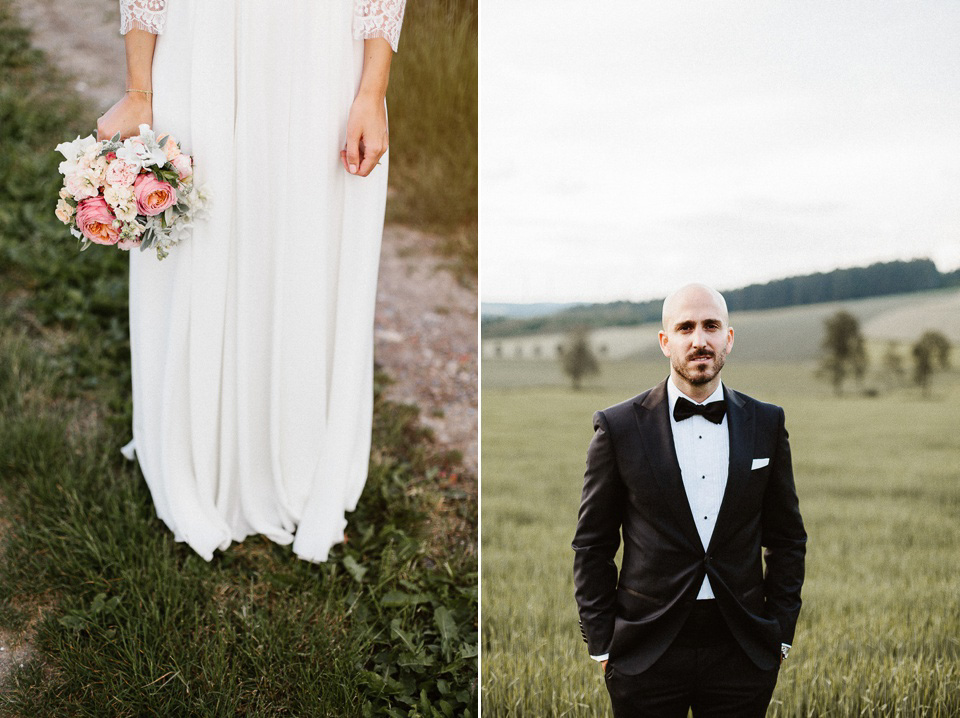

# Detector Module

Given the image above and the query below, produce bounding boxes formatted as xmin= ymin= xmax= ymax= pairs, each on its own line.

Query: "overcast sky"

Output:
xmin=480 ymin=0 xmax=960 ymax=304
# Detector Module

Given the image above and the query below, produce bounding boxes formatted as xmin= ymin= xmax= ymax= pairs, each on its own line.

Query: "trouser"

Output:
xmin=604 ymin=600 xmax=780 ymax=718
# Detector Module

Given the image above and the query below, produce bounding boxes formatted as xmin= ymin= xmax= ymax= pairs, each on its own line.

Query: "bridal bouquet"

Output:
xmin=54 ymin=124 xmax=208 ymax=260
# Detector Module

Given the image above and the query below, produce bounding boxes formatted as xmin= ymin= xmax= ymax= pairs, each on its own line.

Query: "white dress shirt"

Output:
xmin=666 ymin=378 xmax=729 ymax=600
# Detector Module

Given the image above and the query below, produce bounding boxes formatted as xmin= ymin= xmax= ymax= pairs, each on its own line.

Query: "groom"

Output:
xmin=572 ymin=284 xmax=806 ymax=717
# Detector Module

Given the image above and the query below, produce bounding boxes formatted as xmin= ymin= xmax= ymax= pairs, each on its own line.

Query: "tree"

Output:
xmin=912 ymin=340 xmax=934 ymax=397
xmin=881 ymin=341 xmax=905 ymax=386
xmin=920 ymin=330 xmax=951 ymax=369
xmin=561 ymin=326 xmax=599 ymax=390
xmin=817 ymin=311 xmax=868 ymax=396
xmin=912 ymin=331 xmax=952 ymax=397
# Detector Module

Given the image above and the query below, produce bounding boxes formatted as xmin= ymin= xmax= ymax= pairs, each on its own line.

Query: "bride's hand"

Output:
xmin=341 ymin=91 xmax=388 ymax=177
xmin=97 ymin=93 xmax=153 ymax=142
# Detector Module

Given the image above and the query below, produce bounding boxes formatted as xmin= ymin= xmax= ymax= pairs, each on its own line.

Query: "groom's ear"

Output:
xmin=658 ymin=330 xmax=671 ymax=357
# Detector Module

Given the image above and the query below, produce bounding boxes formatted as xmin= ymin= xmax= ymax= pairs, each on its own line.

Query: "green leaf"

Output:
xmin=434 ymin=606 xmax=458 ymax=655
xmin=342 ymin=555 xmax=367 ymax=583
xmin=381 ymin=591 xmax=431 ymax=607
xmin=57 ymin=614 xmax=87 ymax=630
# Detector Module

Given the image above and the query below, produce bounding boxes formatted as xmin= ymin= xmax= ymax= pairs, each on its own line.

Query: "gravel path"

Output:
xmin=2 ymin=0 xmax=477 ymax=690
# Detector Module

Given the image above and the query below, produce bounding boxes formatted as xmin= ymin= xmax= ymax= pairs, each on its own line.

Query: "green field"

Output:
xmin=481 ymin=359 xmax=960 ymax=717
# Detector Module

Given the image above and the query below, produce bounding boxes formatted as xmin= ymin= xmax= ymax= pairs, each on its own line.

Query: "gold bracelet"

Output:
xmin=126 ymin=89 xmax=153 ymax=95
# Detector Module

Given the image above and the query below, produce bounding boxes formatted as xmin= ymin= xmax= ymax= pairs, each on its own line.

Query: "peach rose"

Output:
xmin=171 ymin=153 xmax=193 ymax=181
xmin=55 ymin=199 xmax=74 ymax=224
xmin=161 ymin=134 xmax=181 ymax=161
xmin=133 ymin=173 xmax=177 ymax=216
xmin=75 ymin=197 xmax=120 ymax=245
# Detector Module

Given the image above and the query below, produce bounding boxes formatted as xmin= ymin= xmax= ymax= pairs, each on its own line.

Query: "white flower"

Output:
xmin=65 ymin=173 xmax=98 ymax=201
xmin=117 ymin=130 xmax=166 ymax=169
xmin=56 ymin=135 xmax=99 ymax=180
xmin=103 ymin=185 xmax=133 ymax=207
xmin=55 ymin=134 xmax=97 ymax=163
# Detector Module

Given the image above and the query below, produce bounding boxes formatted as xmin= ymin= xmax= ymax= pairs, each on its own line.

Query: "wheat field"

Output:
xmin=481 ymin=360 xmax=960 ymax=717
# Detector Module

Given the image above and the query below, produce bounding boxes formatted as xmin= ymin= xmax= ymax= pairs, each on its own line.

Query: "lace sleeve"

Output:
xmin=353 ymin=0 xmax=407 ymax=53
xmin=119 ymin=0 xmax=168 ymax=36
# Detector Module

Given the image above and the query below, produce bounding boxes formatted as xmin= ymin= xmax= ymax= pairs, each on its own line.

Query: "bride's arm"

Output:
xmin=97 ymin=1 xmax=167 ymax=141
xmin=342 ymin=0 xmax=406 ymax=177
xmin=342 ymin=39 xmax=393 ymax=177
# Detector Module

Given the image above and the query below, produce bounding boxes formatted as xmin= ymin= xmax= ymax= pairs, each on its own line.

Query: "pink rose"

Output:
xmin=161 ymin=134 xmax=181 ymax=161
xmin=106 ymin=159 xmax=139 ymax=187
xmin=75 ymin=197 xmax=120 ymax=245
xmin=171 ymin=153 xmax=193 ymax=181
xmin=133 ymin=173 xmax=177 ymax=216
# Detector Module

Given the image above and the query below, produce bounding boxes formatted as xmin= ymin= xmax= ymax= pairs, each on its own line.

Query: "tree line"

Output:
xmin=559 ymin=312 xmax=952 ymax=396
xmin=484 ymin=259 xmax=960 ymax=338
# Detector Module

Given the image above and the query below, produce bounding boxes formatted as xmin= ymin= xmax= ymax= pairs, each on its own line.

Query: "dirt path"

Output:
xmin=3 ymin=0 xmax=477 ymax=691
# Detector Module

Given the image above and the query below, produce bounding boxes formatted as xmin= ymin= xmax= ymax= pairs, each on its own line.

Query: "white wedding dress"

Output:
xmin=117 ymin=0 xmax=405 ymax=562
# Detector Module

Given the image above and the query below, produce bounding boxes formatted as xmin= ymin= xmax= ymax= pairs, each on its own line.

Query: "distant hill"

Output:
xmin=481 ymin=287 xmax=960 ymax=363
xmin=481 ymin=302 xmax=583 ymax=319
xmin=482 ymin=259 xmax=960 ymax=338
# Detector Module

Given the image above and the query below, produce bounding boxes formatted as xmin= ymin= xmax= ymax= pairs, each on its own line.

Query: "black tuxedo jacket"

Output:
xmin=572 ymin=379 xmax=806 ymax=674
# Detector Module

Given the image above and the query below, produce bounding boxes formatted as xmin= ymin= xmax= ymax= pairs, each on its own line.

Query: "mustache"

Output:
xmin=687 ymin=351 xmax=715 ymax=360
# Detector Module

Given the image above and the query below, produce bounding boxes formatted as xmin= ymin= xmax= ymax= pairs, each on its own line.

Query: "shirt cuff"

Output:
xmin=590 ymin=653 xmax=609 ymax=661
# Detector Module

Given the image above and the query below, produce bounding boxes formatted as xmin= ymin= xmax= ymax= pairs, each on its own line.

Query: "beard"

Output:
xmin=672 ymin=347 xmax=727 ymax=386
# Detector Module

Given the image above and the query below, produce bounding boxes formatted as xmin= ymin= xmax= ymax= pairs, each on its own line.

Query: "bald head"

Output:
xmin=661 ymin=284 xmax=729 ymax=331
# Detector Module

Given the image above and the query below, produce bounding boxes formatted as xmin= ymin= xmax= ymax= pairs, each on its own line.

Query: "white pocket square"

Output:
xmin=751 ymin=458 xmax=770 ymax=470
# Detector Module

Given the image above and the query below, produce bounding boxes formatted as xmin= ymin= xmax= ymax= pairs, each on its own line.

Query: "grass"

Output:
xmin=385 ymin=0 xmax=478 ymax=279
xmin=0 ymin=3 xmax=477 ymax=715
xmin=481 ymin=359 xmax=960 ymax=717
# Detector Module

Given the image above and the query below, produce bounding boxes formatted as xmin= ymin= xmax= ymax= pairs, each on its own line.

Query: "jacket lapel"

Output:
xmin=633 ymin=379 xmax=703 ymax=552
xmin=707 ymin=385 xmax=754 ymax=554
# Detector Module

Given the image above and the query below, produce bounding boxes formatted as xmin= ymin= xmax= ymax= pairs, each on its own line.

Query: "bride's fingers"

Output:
xmin=344 ymin=127 xmax=361 ymax=174
xmin=356 ymin=135 xmax=386 ymax=177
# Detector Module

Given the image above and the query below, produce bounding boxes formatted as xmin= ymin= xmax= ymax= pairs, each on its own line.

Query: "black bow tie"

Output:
xmin=673 ymin=397 xmax=727 ymax=424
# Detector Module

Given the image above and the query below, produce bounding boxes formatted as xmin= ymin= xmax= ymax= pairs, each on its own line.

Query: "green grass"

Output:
xmin=481 ymin=359 xmax=960 ymax=717
xmin=0 ymin=3 xmax=476 ymax=715
xmin=385 ymin=0 xmax=478 ymax=278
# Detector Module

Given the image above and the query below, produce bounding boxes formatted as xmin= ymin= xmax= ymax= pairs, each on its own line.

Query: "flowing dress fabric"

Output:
xmin=122 ymin=0 xmax=388 ymax=562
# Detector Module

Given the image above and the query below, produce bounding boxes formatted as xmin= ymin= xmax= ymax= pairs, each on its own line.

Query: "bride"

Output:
xmin=96 ymin=0 xmax=406 ymax=563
